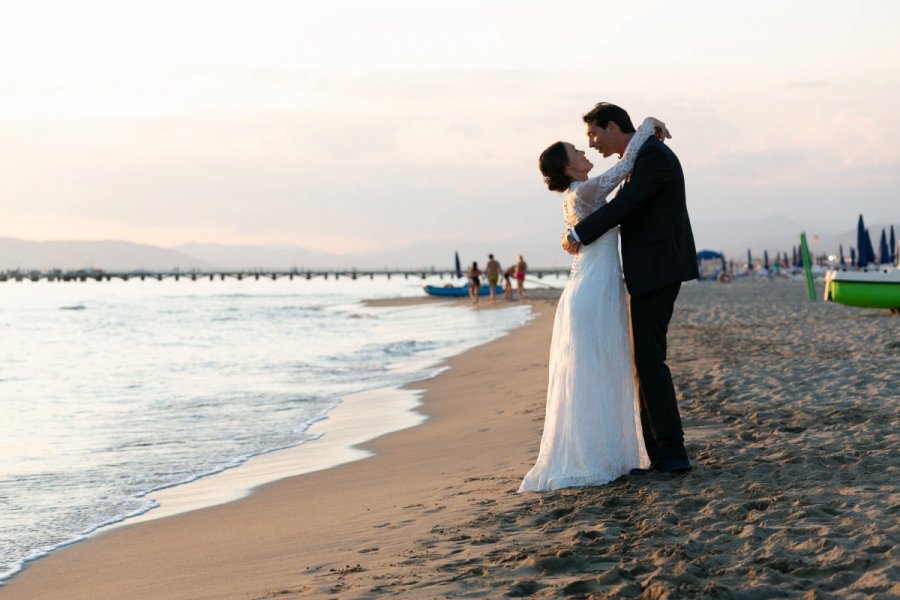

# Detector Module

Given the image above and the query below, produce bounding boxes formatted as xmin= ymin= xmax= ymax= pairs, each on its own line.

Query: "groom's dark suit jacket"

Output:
xmin=573 ymin=136 xmax=699 ymax=297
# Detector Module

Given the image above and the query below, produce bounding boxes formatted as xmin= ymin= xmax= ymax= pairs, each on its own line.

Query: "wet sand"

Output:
xmin=2 ymin=280 xmax=897 ymax=599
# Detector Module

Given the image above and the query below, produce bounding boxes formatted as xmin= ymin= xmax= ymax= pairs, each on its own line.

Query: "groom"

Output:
xmin=562 ymin=102 xmax=699 ymax=474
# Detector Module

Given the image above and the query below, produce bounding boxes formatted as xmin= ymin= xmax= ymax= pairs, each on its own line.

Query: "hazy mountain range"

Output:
xmin=1 ymin=217 xmax=896 ymax=272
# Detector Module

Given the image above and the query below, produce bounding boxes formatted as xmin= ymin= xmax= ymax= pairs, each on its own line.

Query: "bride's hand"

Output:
xmin=649 ymin=117 xmax=672 ymax=141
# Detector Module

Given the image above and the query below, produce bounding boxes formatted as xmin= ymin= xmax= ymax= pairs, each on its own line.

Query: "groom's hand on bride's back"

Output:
xmin=561 ymin=231 xmax=581 ymax=255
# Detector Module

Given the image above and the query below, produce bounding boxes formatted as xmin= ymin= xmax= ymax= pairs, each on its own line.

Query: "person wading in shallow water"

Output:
xmin=484 ymin=254 xmax=502 ymax=304
xmin=514 ymin=255 xmax=528 ymax=299
xmin=503 ymin=265 xmax=515 ymax=300
xmin=468 ymin=261 xmax=482 ymax=305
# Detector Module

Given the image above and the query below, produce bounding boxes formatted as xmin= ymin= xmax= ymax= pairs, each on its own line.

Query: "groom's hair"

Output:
xmin=583 ymin=102 xmax=636 ymax=133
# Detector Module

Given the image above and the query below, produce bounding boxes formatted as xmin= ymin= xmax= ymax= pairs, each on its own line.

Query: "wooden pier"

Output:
xmin=0 ymin=269 xmax=571 ymax=283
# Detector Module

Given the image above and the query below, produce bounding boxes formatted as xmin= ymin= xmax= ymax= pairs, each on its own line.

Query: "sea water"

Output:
xmin=0 ymin=276 xmax=533 ymax=582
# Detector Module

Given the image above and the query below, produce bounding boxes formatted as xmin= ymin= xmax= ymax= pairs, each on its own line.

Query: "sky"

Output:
xmin=1 ymin=0 xmax=898 ymax=255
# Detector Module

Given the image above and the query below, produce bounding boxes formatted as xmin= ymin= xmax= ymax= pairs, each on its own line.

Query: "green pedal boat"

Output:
xmin=824 ymin=266 xmax=900 ymax=313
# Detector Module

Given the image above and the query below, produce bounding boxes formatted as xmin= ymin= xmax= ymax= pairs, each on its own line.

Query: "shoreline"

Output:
xmin=117 ymin=386 xmax=428 ymax=527
xmin=1 ymin=388 xmax=427 ymax=584
xmin=119 ymin=294 xmax=538 ymax=526
xmin=2 ymin=281 xmax=896 ymax=599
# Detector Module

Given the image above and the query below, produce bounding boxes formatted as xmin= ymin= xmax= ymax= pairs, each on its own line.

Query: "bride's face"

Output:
xmin=564 ymin=143 xmax=593 ymax=178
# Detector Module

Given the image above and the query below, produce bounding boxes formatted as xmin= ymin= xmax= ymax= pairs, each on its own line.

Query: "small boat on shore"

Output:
xmin=824 ymin=266 xmax=900 ymax=313
xmin=424 ymin=284 xmax=503 ymax=297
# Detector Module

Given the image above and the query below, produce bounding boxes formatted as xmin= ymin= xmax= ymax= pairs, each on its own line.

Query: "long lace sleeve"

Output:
xmin=565 ymin=117 xmax=659 ymax=225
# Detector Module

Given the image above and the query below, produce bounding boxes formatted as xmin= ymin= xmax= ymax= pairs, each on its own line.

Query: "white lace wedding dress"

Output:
xmin=519 ymin=119 xmax=657 ymax=492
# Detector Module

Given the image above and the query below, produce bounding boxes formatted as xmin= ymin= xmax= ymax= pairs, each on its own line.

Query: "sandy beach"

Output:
xmin=2 ymin=280 xmax=897 ymax=599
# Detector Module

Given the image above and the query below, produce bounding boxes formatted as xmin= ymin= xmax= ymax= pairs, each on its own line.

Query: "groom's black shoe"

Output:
xmin=629 ymin=458 xmax=693 ymax=476
xmin=654 ymin=458 xmax=693 ymax=474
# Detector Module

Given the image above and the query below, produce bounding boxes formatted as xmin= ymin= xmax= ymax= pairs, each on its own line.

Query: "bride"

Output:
xmin=519 ymin=117 xmax=666 ymax=492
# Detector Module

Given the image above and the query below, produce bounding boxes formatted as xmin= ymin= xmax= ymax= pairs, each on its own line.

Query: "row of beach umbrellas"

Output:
xmin=741 ymin=215 xmax=896 ymax=271
xmin=459 ymin=215 xmax=895 ymax=276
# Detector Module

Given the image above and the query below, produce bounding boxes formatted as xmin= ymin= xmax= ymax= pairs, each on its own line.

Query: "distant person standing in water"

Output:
xmin=514 ymin=255 xmax=528 ymax=299
xmin=485 ymin=254 xmax=502 ymax=304
xmin=468 ymin=261 xmax=482 ymax=305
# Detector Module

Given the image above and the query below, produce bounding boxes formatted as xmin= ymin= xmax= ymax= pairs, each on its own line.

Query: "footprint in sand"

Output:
xmin=519 ymin=552 xmax=591 ymax=575
xmin=505 ymin=579 xmax=544 ymax=596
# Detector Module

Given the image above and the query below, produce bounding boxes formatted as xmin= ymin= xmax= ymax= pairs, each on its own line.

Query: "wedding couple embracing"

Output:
xmin=519 ymin=102 xmax=699 ymax=493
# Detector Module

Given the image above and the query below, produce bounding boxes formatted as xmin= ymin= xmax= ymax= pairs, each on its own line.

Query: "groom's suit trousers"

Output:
xmin=630 ymin=281 xmax=687 ymax=463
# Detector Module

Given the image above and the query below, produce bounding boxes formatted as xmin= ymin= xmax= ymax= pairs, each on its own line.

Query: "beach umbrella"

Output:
xmin=763 ymin=250 xmax=769 ymax=270
xmin=850 ymin=247 xmax=857 ymax=266
xmin=891 ymin=226 xmax=897 ymax=263
xmin=454 ymin=251 xmax=462 ymax=278
xmin=747 ymin=248 xmax=753 ymax=271
xmin=839 ymin=244 xmax=845 ymax=265
xmin=865 ymin=228 xmax=877 ymax=264
xmin=879 ymin=229 xmax=891 ymax=264
xmin=857 ymin=215 xmax=870 ymax=268
xmin=791 ymin=247 xmax=798 ymax=268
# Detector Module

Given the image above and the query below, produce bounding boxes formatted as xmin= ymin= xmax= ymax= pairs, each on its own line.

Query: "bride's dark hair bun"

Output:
xmin=539 ymin=142 xmax=571 ymax=193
